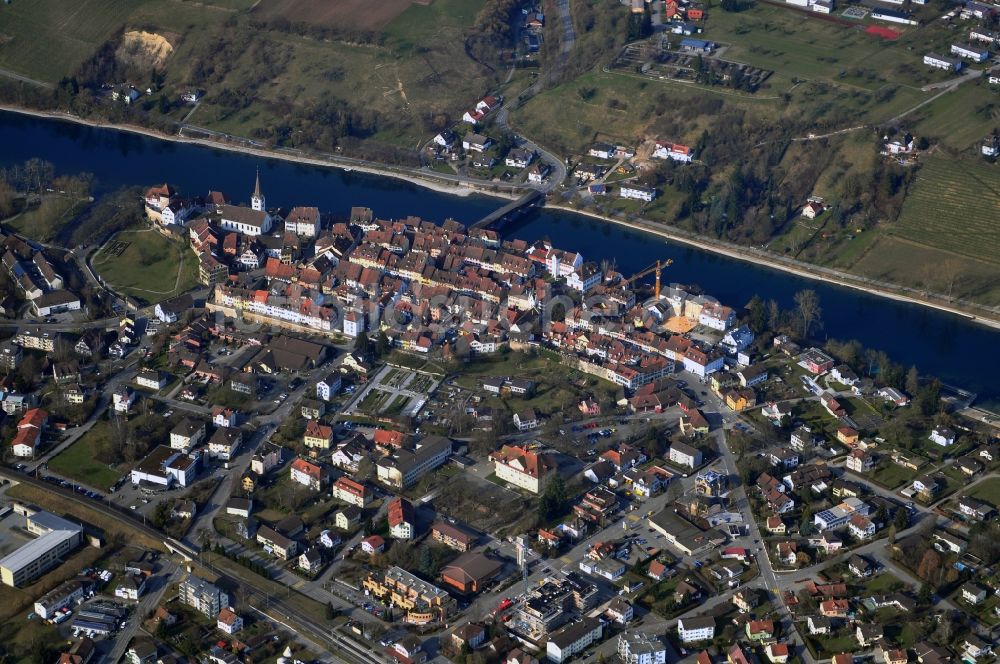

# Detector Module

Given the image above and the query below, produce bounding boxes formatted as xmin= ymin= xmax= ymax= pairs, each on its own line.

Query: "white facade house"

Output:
xmin=217 ymin=607 xmax=244 ymax=635
xmin=619 ymin=185 xmax=656 ymax=202
xmin=929 ymin=428 xmax=956 ymax=446
xmin=923 ymin=53 xmax=963 ymax=71
xmin=668 ymin=442 xmax=703 ymax=469
xmin=677 ymin=616 xmax=715 ymax=643
xmin=652 ymin=141 xmax=694 ymax=163
xmin=316 ymin=373 xmax=342 ymax=402
xmin=951 ymin=42 xmax=990 ymax=61
xmin=565 ymin=264 xmax=603 ymax=292
xmin=113 ymin=386 xmax=136 ymax=413
xmin=546 ymin=618 xmax=603 ymax=664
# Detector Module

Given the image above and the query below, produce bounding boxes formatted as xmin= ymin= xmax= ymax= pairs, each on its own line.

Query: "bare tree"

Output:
xmin=794 ymin=289 xmax=822 ymax=339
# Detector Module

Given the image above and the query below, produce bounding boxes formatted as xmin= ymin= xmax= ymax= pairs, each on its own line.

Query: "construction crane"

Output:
xmin=626 ymin=259 xmax=674 ymax=299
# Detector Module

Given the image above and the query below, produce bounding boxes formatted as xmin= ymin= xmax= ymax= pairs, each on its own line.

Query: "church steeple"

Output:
xmin=251 ymin=168 xmax=265 ymax=211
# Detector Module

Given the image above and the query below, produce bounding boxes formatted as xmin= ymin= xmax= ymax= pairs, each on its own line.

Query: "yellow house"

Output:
xmin=303 ymin=421 xmax=333 ymax=449
xmin=724 ymin=388 xmax=756 ymax=413
xmin=836 ymin=426 xmax=859 ymax=445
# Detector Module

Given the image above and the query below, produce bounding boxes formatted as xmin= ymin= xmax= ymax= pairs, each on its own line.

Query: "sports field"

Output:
xmin=92 ymin=229 xmax=200 ymax=304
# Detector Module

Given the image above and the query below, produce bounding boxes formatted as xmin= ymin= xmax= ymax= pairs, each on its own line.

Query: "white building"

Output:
xmin=170 ymin=418 xmax=206 ymax=451
xmin=217 ymin=607 xmax=243 ymax=635
xmin=652 ymin=141 xmax=694 ymax=163
xmin=923 ymin=53 xmax=963 ymax=71
xmin=489 ymin=445 xmax=553 ymax=494
xmin=220 ymin=204 xmax=272 ymax=236
xmin=677 ymin=616 xmax=715 ymax=643
xmin=668 ymin=441 xmax=703 ymax=468
xmin=135 ymin=369 xmax=166 ymax=391
xmin=546 ymin=618 xmax=603 ymax=663
xmin=813 ymin=497 xmax=870 ymax=531
xmin=315 ymin=373 xmax=342 ymax=402
xmin=619 ymin=185 xmax=656 ymax=202
xmin=618 ymin=631 xmax=666 ymax=664
xmin=951 ymin=42 xmax=990 ymax=62
xmin=929 ymin=427 xmax=956 ymax=446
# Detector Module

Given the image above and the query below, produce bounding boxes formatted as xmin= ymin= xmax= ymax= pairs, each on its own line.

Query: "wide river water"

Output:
xmin=1 ymin=110 xmax=997 ymax=407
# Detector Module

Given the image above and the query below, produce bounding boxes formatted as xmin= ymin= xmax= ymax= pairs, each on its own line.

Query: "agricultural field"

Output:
xmin=253 ymin=0 xmax=416 ymax=32
xmin=705 ymin=5 xmax=914 ymax=89
xmin=892 ymin=154 xmax=1000 ymax=266
xmin=910 ymin=81 xmax=1000 ymax=150
xmin=92 ymin=228 xmax=199 ymax=304
xmin=0 ymin=0 xmax=155 ymax=83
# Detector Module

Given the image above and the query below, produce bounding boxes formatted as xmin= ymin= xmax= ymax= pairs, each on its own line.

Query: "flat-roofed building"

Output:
xmin=362 ymin=566 xmax=457 ymax=624
xmin=1 ymin=511 xmax=83 ymax=587
xmin=377 ymin=435 xmax=452 ymax=488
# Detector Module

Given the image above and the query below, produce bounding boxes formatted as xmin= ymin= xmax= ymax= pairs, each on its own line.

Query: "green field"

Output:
xmin=0 ymin=0 xmax=157 ymax=83
xmin=92 ymin=229 xmax=199 ymax=304
xmin=893 ymin=155 xmax=1000 ymax=266
xmin=706 ymin=6 xmax=894 ymax=87
xmin=48 ymin=421 xmax=123 ymax=490
xmin=967 ymin=478 xmax=1000 ymax=507
xmin=911 ymin=81 xmax=1000 ymax=150
xmin=4 ymin=194 xmax=87 ymax=243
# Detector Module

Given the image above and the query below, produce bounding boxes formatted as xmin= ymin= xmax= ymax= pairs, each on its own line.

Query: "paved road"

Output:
xmin=102 ymin=561 xmax=181 ymax=664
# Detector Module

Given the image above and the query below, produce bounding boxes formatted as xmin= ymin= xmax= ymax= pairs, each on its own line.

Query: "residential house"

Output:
xmin=668 ymin=441 xmax=703 ymax=469
xmin=388 ymin=497 xmax=415 ymax=540
xmin=929 ymin=427 xmax=956 ymax=447
xmin=489 ymin=444 xmax=555 ymax=494
xmin=677 ymin=616 xmax=715 ymax=643
xmin=290 ymin=458 xmax=327 ymax=491
xmin=332 ymin=476 xmax=371 ymax=506
xmin=961 ymin=582 xmax=988 ymax=605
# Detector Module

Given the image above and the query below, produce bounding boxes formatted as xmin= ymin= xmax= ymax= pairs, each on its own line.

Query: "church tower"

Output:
xmin=251 ymin=168 xmax=265 ymax=211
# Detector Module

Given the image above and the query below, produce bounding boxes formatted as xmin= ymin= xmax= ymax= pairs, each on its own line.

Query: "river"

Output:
xmin=1 ymin=110 xmax=997 ymax=408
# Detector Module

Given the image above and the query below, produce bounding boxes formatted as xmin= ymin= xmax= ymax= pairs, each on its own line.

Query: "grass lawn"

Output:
xmin=4 ymin=194 xmax=87 ymax=243
xmin=382 ymin=0 xmax=482 ymax=49
xmin=872 ymin=462 xmax=920 ymax=490
xmin=851 ymin=235 xmax=1000 ymax=308
xmin=806 ymin=631 xmax=858 ymax=657
xmin=860 ymin=572 xmax=904 ymax=595
xmin=47 ymin=420 xmax=123 ymax=490
xmin=967 ymin=478 xmax=1000 ymax=506
xmin=91 ymin=229 xmax=199 ymax=304
xmin=706 ymin=5 xmax=894 ymax=87
xmin=911 ymin=81 xmax=1000 ymax=150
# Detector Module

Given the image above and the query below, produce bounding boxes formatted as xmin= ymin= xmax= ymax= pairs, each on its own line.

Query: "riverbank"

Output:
xmin=549 ymin=203 xmax=1000 ymax=332
xmin=0 ymin=104 xmax=520 ymax=202
xmin=4 ymin=103 xmax=999 ymax=332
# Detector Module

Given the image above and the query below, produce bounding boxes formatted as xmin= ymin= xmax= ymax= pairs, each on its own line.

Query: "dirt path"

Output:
xmin=0 ymin=66 xmax=53 ymax=90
